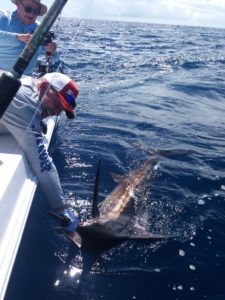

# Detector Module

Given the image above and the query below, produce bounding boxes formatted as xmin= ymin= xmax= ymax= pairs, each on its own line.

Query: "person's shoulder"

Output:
xmin=21 ymin=75 xmax=36 ymax=88
xmin=18 ymin=76 xmax=39 ymax=105
xmin=0 ymin=10 xmax=13 ymax=20
xmin=0 ymin=10 xmax=15 ymax=29
xmin=0 ymin=9 xmax=14 ymax=18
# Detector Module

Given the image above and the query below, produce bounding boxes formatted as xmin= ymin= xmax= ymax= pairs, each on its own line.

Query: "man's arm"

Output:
xmin=0 ymin=11 xmax=19 ymax=46
xmin=0 ymin=11 xmax=33 ymax=47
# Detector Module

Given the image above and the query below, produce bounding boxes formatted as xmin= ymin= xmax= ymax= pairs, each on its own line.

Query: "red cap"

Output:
xmin=44 ymin=73 xmax=79 ymax=119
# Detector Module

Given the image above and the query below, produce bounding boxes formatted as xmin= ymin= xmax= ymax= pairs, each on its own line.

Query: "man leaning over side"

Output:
xmin=0 ymin=72 xmax=80 ymax=233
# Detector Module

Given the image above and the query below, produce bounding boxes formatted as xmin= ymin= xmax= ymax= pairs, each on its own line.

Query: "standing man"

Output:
xmin=0 ymin=72 xmax=80 ymax=233
xmin=0 ymin=0 xmax=57 ymax=75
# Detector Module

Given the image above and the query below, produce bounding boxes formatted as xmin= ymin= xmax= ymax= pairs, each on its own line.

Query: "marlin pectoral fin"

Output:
xmin=92 ymin=159 xmax=101 ymax=218
xmin=110 ymin=172 xmax=126 ymax=183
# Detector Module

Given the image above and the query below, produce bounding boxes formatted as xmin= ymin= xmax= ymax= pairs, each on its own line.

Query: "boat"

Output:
xmin=0 ymin=45 xmax=62 ymax=300
xmin=0 ymin=55 xmax=62 ymax=300
xmin=0 ymin=116 xmax=57 ymax=300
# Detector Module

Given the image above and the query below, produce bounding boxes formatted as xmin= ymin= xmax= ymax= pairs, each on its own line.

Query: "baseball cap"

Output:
xmin=43 ymin=72 xmax=79 ymax=119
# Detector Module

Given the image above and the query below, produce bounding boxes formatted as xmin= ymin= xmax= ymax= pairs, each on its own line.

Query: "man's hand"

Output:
xmin=16 ymin=33 xmax=32 ymax=44
xmin=57 ymin=206 xmax=79 ymax=233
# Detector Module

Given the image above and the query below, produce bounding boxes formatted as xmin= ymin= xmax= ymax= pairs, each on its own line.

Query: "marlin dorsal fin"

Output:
xmin=92 ymin=159 xmax=101 ymax=218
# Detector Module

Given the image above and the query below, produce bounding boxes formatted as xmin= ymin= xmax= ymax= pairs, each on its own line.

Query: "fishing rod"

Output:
xmin=0 ymin=0 xmax=69 ymax=119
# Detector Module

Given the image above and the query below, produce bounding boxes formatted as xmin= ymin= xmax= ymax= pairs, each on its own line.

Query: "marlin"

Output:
xmin=53 ymin=154 xmax=169 ymax=252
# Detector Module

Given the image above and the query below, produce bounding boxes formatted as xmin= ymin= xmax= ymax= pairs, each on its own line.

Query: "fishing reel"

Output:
xmin=41 ymin=30 xmax=55 ymax=46
xmin=36 ymin=59 xmax=56 ymax=74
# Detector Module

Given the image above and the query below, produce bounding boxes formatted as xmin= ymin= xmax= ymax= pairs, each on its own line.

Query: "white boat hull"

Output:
xmin=0 ymin=116 xmax=57 ymax=300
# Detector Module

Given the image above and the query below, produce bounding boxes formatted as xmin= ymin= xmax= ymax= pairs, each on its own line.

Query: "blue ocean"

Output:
xmin=5 ymin=19 xmax=225 ymax=299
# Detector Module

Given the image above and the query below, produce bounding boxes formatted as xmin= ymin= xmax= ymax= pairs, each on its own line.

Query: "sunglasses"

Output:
xmin=20 ymin=1 xmax=40 ymax=16
xmin=65 ymin=94 xmax=76 ymax=108
xmin=50 ymin=86 xmax=77 ymax=109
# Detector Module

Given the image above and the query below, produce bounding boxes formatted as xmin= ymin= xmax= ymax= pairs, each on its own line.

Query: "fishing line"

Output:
xmin=51 ymin=0 xmax=95 ymax=75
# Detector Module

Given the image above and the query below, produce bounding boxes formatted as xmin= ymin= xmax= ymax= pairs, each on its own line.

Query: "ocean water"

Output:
xmin=5 ymin=19 xmax=225 ymax=300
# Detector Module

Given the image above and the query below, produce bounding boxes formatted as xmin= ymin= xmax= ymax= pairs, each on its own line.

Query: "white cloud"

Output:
xmin=2 ymin=0 xmax=225 ymax=28
xmin=62 ymin=0 xmax=225 ymax=28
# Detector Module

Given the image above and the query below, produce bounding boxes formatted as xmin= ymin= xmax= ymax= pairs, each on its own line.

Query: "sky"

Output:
xmin=3 ymin=0 xmax=225 ymax=28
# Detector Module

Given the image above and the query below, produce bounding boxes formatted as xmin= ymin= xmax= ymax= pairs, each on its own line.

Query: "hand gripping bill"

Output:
xmin=49 ymin=206 xmax=79 ymax=233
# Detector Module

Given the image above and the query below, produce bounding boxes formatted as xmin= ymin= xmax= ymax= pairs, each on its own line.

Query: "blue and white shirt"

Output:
xmin=0 ymin=10 xmax=41 ymax=75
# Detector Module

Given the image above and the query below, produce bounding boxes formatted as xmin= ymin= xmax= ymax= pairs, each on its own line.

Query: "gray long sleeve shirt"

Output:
xmin=0 ymin=75 xmax=65 ymax=210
